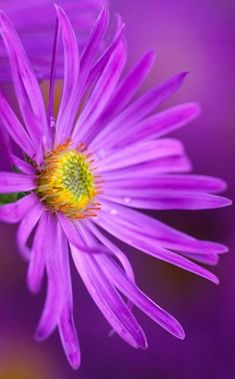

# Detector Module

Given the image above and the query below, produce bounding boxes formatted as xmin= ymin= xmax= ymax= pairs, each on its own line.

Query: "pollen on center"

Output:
xmin=37 ymin=141 xmax=102 ymax=219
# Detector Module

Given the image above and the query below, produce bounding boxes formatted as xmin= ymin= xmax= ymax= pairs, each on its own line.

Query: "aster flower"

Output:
xmin=0 ymin=0 xmax=107 ymax=80
xmin=0 ymin=6 xmax=231 ymax=369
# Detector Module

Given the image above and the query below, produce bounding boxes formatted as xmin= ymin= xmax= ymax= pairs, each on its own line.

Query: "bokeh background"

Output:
xmin=0 ymin=0 xmax=234 ymax=378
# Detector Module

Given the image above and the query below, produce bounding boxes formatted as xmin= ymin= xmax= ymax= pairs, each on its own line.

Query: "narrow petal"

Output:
xmin=27 ymin=211 xmax=48 ymax=293
xmin=55 ymin=5 xmax=80 ymax=144
xmin=98 ymin=139 xmax=185 ymax=172
xmin=10 ymin=154 xmax=37 ymax=175
xmin=17 ymin=199 xmax=44 ymax=260
xmin=57 ymin=221 xmax=81 ymax=369
xmin=0 ymin=171 xmax=36 ymax=192
xmin=35 ymin=215 xmax=64 ymax=341
xmin=91 ymin=71 xmax=188 ymax=150
xmin=96 ymin=253 xmax=185 ymax=339
xmin=104 ymin=190 xmax=231 ymax=210
xmin=99 ymin=50 xmax=155 ymax=123
xmin=115 ymin=103 xmax=201 ymax=148
xmin=0 ymin=193 xmax=38 ymax=223
xmin=0 ymin=91 xmax=35 ymax=157
xmin=98 ymin=200 xmax=227 ymax=255
xmin=0 ymin=11 xmax=48 ymax=154
xmin=95 ymin=203 xmax=219 ymax=284
xmin=105 ymin=175 xmax=227 ymax=194
xmin=102 ymin=155 xmax=192 ymax=181
xmin=73 ymin=40 xmax=126 ymax=145
xmin=71 ymin=244 xmax=147 ymax=349
xmin=58 ymin=213 xmax=107 ymax=255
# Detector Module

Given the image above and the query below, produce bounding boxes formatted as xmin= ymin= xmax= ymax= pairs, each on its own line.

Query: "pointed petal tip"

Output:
xmin=67 ymin=352 xmax=81 ymax=370
xmin=35 ymin=328 xmax=46 ymax=342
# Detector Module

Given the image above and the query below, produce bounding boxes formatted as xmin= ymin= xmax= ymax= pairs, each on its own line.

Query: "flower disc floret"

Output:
xmin=37 ymin=142 xmax=100 ymax=218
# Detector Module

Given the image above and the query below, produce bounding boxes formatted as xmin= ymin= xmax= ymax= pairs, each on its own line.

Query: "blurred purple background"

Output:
xmin=0 ymin=0 xmax=234 ymax=378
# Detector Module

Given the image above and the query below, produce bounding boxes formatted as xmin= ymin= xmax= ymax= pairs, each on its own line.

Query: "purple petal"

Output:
xmin=105 ymin=175 xmax=227 ymax=194
xmin=102 ymin=155 xmax=192 ymax=181
xmin=86 ymin=23 xmax=125 ymax=94
xmin=35 ymin=215 xmax=64 ymax=341
xmin=98 ymin=139 xmax=185 ymax=172
xmin=115 ymin=103 xmax=201 ymax=148
xmin=0 ymin=193 xmax=38 ymax=223
xmin=73 ymin=40 xmax=126 ymax=145
xmin=98 ymin=200 xmax=227 ymax=255
xmin=10 ymin=154 xmax=37 ymax=174
xmin=71 ymin=242 xmax=147 ymax=349
xmin=55 ymin=5 xmax=80 ymax=144
xmin=0 ymin=171 xmax=36 ymax=192
xmin=0 ymin=11 xmax=48 ymax=155
xmin=17 ymin=198 xmax=44 ymax=260
xmin=95 ymin=203 xmax=219 ymax=284
xmin=99 ymin=50 xmax=155 ymax=123
xmin=58 ymin=213 xmax=107 ymax=255
xmin=0 ymin=91 xmax=35 ymax=157
xmin=104 ymin=190 xmax=231 ymax=210
xmin=27 ymin=211 xmax=48 ymax=293
xmin=57 ymin=220 xmax=81 ymax=369
xmin=91 ymin=71 xmax=188 ymax=150
xmin=96 ymin=253 xmax=185 ymax=339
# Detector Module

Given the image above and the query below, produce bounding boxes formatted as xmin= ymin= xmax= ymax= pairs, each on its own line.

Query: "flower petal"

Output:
xmin=0 ymin=193 xmax=38 ymax=223
xmin=27 ymin=211 xmax=48 ymax=293
xmin=105 ymin=175 xmax=227 ymax=194
xmin=35 ymin=215 xmax=64 ymax=341
xmin=0 ymin=91 xmax=35 ymax=157
xmin=0 ymin=171 xmax=36 ymax=192
xmin=91 ymin=71 xmax=188 ymax=150
xmin=114 ymin=103 xmax=201 ymax=148
xmin=55 ymin=5 xmax=80 ymax=144
xmin=0 ymin=11 xmax=48 ymax=155
xmin=98 ymin=139 xmax=185 ymax=172
xmin=71 ymin=242 xmax=147 ymax=349
xmin=96 ymin=253 xmax=185 ymax=339
xmin=73 ymin=40 xmax=126 ymax=145
xmin=95 ymin=202 xmax=219 ymax=284
xmin=17 ymin=198 xmax=44 ymax=260
xmin=57 ymin=221 xmax=81 ymax=370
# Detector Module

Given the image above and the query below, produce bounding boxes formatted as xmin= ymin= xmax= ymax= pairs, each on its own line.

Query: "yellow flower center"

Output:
xmin=37 ymin=141 xmax=101 ymax=219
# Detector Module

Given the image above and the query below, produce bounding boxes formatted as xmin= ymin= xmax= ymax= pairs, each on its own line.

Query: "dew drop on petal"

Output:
xmin=124 ymin=197 xmax=131 ymax=204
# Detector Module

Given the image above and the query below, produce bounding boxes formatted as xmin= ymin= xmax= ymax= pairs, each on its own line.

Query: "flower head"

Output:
xmin=0 ymin=6 xmax=231 ymax=369
xmin=0 ymin=0 xmax=107 ymax=80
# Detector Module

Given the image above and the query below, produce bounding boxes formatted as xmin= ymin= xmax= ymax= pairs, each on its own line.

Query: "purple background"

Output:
xmin=0 ymin=1 xmax=234 ymax=378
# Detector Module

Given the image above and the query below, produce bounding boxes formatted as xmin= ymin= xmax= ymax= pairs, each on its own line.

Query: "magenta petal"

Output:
xmin=99 ymin=139 xmax=185 ymax=172
xmin=35 ymin=215 xmax=64 ymax=341
xmin=0 ymin=193 xmax=38 ymax=223
xmin=96 ymin=253 xmax=185 ymax=339
xmin=0 ymin=11 xmax=48 ymax=154
xmin=100 ymin=50 xmax=155 ymax=122
xmin=57 ymin=220 xmax=81 ymax=369
xmin=91 ymin=71 xmax=188 ymax=150
xmin=0 ymin=171 xmax=36 ymax=192
xmin=17 ymin=199 xmax=44 ymax=260
xmin=10 ymin=154 xmax=37 ymax=174
xmin=95 ymin=203 xmax=219 ymax=284
xmin=73 ymin=40 xmax=126 ymax=145
xmin=71 ymin=243 xmax=147 ymax=349
xmin=55 ymin=5 xmax=80 ymax=144
xmin=116 ymin=103 xmax=201 ymax=147
xmin=105 ymin=175 xmax=227 ymax=194
xmin=27 ymin=211 xmax=48 ymax=293
xmin=0 ymin=91 xmax=35 ymax=157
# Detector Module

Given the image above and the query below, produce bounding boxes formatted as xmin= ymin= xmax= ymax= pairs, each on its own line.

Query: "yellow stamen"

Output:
xmin=37 ymin=141 xmax=101 ymax=219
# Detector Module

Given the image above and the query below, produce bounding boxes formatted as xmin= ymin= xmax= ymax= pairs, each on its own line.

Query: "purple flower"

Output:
xmin=0 ymin=0 xmax=107 ymax=80
xmin=0 ymin=6 xmax=231 ymax=369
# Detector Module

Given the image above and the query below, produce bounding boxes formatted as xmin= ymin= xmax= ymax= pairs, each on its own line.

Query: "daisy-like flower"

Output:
xmin=0 ymin=6 xmax=231 ymax=369
xmin=0 ymin=0 xmax=107 ymax=80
